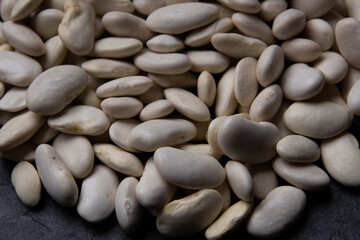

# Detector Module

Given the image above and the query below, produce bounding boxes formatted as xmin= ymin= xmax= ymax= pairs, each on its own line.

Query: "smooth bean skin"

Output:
xmin=35 ymin=144 xmax=78 ymax=207
xmin=115 ymin=177 xmax=143 ymax=233
xmin=156 ymin=189 xmax=223 ymax=238
xmin=154 ymin=147 xmax=225 ymax=190
xmin=77 ymin=164 xmax=120 ymax=223
xmin=247 ymin=186 xmax=306 ymax=239
xmin=11 ymin=161 xmax=41 ymax=207
xmin=130 ymin=119 xmax=196 ymax=152
xmin=26 ymin=65 xmax=88 ymax=115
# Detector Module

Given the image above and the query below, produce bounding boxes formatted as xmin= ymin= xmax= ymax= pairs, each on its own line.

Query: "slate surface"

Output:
xmin=1 ymin=118 xmax=360 ymax=240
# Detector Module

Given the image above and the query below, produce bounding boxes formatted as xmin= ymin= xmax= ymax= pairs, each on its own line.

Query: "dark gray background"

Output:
xmin=1 ymin=118 xmax=360 ymax=240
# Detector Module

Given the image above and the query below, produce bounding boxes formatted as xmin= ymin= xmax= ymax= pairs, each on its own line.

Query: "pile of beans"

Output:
xmin=0 ymin=0 xmax=360 ymax=239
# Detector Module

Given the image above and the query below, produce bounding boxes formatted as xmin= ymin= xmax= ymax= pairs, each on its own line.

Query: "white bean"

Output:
xmin=35 ymin=144 xmax=78 ymax=207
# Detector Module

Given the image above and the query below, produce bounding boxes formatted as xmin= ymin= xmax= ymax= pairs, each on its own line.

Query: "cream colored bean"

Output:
xmin=218 ymin=115 xmax=280 ymax=164
xmin=302 ymin=18 xmax=334 ymax=51
xmin=341 ymin=67 xmax=360 ymax=100
xmin=1 ymin=22 xmax=45 ymax=57
xmin=58 ymin=0 xmax=95 ymax=55
xmin=345 ymin=0 xmax=360 ymax=21
xmin=74 ymin=87 xmax=101 ymax=108
xmin=0 ymin=0 xmax=17 ymax=21
xmin=87 ymin=0 xmax=135 ymax=15
xmin=164 ymin=88 xmax=210 ymax=122
xmin=48 ymin=105 xmax=110 ymax=136
xmin=321 ymin=132 xmax=360 ymax=187
xmin=96 ymin=76 xmax=152 ymax=98
xmin=347 ymin=80 xmax=360 ymax=115
xmin=11 ymin=161 xmax=41 ymax=207
xmin=256 ymin=45 xmax=284 ymax=87
xmin=11 ymin=0 xmax=43 ymax=21
xmin=0 ymin=51 xmax=42 ymax=87
xmin=139 ymin=99 xmax=174 ymax=121
xmin=284 ymin=101 xmax=350 ymax=139
xmin=109 ymin=119 xmax=141 ymax=153
xmin=37 ymin=35 xmax=68 ymax=70
xmin=246 ymin=186 xmax=306 ymax=239
xmin=335 ymin=17 xmax=360 ymax=69
xmin=93 ymin=143 xmax=143 ymax=177
xmin=289 ymin=0 xmax=336 ymax=19
xmin=147 ymin=34 xmax=184 ymax=53
xmin=217 ymin=0 xmax=261 ymax=14
xmin=31 ymin=8 xmax=64 ymax=40
xmin=0 ymin=87 xmax=27 ymax=112
xmin=234 ymin=57 xmax=258 ymax=107
xmin=313 ymin=51 xmax=348 ymax=84
xmin=137 ymin=82 xmax=165 ymax=104
xmin=130 ymin=119 xmax=196 ymax=152
xmin=281 ymin=38 xmax=322 ymax=62
xmin=225 ymin=160 xmax=253 ymax=201
xmin=214 ymin=181 xmax=231 ymax=212
xmin=1 ymin=141 xmax=37 ymax=162
xmin=115 ymin=177 xmax=143 ymax=233
xmin=35 ymin=144 xmax=78 ymax=207
xmin=215 ymin=67 xmax=238 ymax=117
xmin=197 ymin=71 xmax=216 ymax=108
xmin=156 ymin=189 xmax=223 ymax=238
xmin=280 ymin=63 xmax=325 ymax=101
xmin=206 ymin=116 xmax=227 ymax=155
xmin=238 ymin=105 xmax=250 ymax=114
xmin=0 ymin=111 xmax=46 ymax=151
xmin=211 ymin=33 xmax=267 ymax=59
xmin=77 ymin=164 xmax=119 ymax=222
xmin=0 ymin=43 xmax=13 ymax=51
xmin=102 ymin=11 xmax=154 ymax=42
xmin=101 ymin=97 xmax=143 ymax=119
xmin=135 ymin=158 xmax=176 ymax=209
xmin=133 ymin=0 xmax=166 ymax=15
xmin=205 ymin=201 xmax=252 ymax=240
xmin=52 ymin=134 xmax=94 ymax=179
xmin=148 ymin=72 xmax=197 ymax=88
xmin=276 ymin=135 xmax=320 ymax=163
xmin=146 ymin=2 xmax=219 ymax=34
xmin=232 ymin=12 xmax=274 ymax=44
xmin=312 ymin=84 xmax=352 ymax=118
xmin=186 ymin=50 xmax=229 ymax=74
xmin=185 ymin=18 xmax=233 ymax=47
xmin=26 ymin=65 xmax=88 ymax=115
xmin=154 ymin=147 xmax=225 ymax=189
xmin=134 ymin=49 xmax=191 ymax=75
xmin=249 ymin=84 xmax=282 ymax=122
xmin=88 ymin=37 xmax=143 ymax=59
xmin=81 ymin=58 xmax=139 ymax=79
xmin=177 ymin=143 xmax=222 ymax=160
xmin=273 ymin=157 xmax=330 ymax=191
xmin=246 ymin=162 xmax=279 ymax=200
xmin=32 ymin=123 xmax=58 ymax=144
xmin=272 ymin=9 xmax=306 ymax=40
xmin=258 ymin=0 xmax=288 ymax=22
xmin=215 ymin=3 xmax=236 ymax=18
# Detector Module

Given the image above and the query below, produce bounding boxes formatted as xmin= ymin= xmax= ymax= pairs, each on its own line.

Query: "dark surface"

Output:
xmin=1 ymin=119 xmax=360 ymax=240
